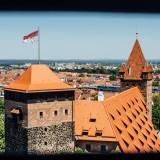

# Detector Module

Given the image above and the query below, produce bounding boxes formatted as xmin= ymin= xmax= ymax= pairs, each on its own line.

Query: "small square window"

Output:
xmin=90 ymin=119 xmax=96 ymax=122
xmin=54 ymin=110 xmax=58 ymax=116
xmin=65 ymin=109 xmax=68 ymax=115
xmin=82 ymin=132 xmax=88 ymax=136
xmin=96 ymin=133 xmax=102 ymax=136
xmin=40 ymin=112 xmax=43 ymax=118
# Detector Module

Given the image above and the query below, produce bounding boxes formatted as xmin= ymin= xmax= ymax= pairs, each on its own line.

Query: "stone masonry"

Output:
xmin=121 ymin=79 xmax=152 ymax=121
xmin=5 ymin=96 xmax=75 ymax=155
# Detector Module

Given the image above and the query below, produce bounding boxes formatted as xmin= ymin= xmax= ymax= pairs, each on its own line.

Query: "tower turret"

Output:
xmin=119 ymin=39 xmax=153 ymax=121
xmin=3 ymin=64 xmax=75 ymax=154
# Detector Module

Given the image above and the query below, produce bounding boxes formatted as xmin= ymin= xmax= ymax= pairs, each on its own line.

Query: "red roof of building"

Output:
xmin=3 ymin=64 xmax=75 ymax=93
xmin=75 ymin=87 xmax=160 ymax=153
xmin=123 ymin=39 xmax=147 ymax=80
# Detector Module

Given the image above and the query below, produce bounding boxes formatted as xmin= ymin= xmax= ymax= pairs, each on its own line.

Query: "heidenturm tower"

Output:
xmin=3 ymin=64 xmax=75 ymax=155
xmin=119 ymin=39 xmax=153 ymax=121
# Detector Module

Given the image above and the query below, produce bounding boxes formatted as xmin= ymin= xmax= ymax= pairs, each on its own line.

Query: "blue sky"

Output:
xmin=1 ymin=11 xmax=160 ymax=60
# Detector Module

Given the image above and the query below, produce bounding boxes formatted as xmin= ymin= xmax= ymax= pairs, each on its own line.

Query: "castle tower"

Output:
xmin=119 ymin=39 xmax=154 ymax=121
xmin=3 ymin=64 xmax=75 ymax=155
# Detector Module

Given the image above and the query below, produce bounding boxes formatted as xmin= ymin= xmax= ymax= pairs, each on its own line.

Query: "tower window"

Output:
xmin=44 ymin=142 xmax=47 ymax=146
xmin=44 ymin=128 xmax=47 ymax=132
xmin=128 ymin=67 xmax=131 ymax=75
xmin=40 ymin=112 xmax=43 ymax=118
xmin=65 ymin=109 xmax=68 ymax=115
xmin=54 ymin=110 xmax=58 ymax=116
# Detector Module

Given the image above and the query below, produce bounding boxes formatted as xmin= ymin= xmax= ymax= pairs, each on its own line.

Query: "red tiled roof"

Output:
xmin=123 ymin=39 xmax=147 ymax=80
xmin=119 ymin=64 xmax=125 ymax=73
xmin=103 ymin=87 xmax=160 ymax=153
xmin=3 ymin=64 xmax=75 ymax=93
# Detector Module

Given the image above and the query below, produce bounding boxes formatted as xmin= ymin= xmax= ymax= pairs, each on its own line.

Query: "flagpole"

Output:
xmin=38 ymin=26 xmax=40 ymax=64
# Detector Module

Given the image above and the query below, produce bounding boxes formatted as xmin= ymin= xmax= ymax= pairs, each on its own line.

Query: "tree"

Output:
xmin=109 ymin=75 xmax=117 ymax=81
xmin=152 ymin=82 xmax=159 ymax=86
xmin=78 ymin=73 xmax=85 ymax=77
xmin=152 ymin=93 xmax=160 ymax=129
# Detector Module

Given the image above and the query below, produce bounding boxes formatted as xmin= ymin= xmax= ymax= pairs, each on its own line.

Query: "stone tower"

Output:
xmin=119 ymin=39 xmax=153 ymax=121
xmin=3 ymin=64 xmax=75 ymax=155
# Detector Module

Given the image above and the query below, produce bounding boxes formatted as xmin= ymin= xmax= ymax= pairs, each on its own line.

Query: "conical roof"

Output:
xmin=3 ymin=64 xmax=75 ymax=93
xmin=142 ymin=64 xmax=148 ymax=73
xmin=124 ymin=39 xmax=146 ymax=80
xmin=119 ymin=64 xmax=125 ymax=73
xmin=148 ymin=64 xmax=154 ymax=73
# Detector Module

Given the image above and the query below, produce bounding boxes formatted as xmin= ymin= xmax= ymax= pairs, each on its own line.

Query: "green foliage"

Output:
xmin=109 ymin=74 xmax=117 ymax=81
xmin=17 ymin=73 xmax=20 ymax=77
xmin=73 ymin=147 xmax=88 ymax=154
xmin=152 ymin=82 xmax=159 ymax=86
xmin=67 ymin=79 xmax=73 ymax=82
xmin=78 ymin=73 xmax=85 ymax=77
xmin=111 ymin=149 xmax=121 ymax=153
xmin=152 ymin=93 xmax=160 ymax=129
xmin=154 ymin=70 xmax=160 ymax=75
xmin=149 ymin=149 xmax=154 ymax=153
xmin=51 ymin=68 xmax=119 ymax=75
xmin=77 ymin=79 xmax=81 ymax=83
xmin=66 ymin=75 xmax=72 ymax=77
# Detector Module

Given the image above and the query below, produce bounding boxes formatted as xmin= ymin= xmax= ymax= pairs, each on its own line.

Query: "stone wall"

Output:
xmin=76 ymin=140 xmax=120 ymax=153
xmin=5 ymin=116 xmax=28 ymax=155
xmin=5 ymin=98 xmax=75 ymax=155
xmin=28 ymin=122 xmax=74 ymax=154
xmin=121 ymin=79 xmax=152 ymax=121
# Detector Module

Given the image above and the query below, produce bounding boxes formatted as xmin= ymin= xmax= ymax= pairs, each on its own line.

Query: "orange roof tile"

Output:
xmin=148 ymin=64 xmax=154 ymax=72
xmin=123 ymin=39 xmax=147 ymax=80
xmin=10 ymin=109 xmax=20 ymax=114
xmin=142 ymin=64 xmax=148 ymax=73
xmin=103 ymin=87 xmax=160 ymax=153
xmin=119 ymin=64 xmax=125 ymax=73
xmin=3 ymin=64 xmax=75 ymax=93
xmin=75 ymin=100 xmax=117 ymax=142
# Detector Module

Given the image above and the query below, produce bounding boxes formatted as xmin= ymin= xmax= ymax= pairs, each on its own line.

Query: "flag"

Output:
xmin=23 ymin=30 xmax=38 ymax=43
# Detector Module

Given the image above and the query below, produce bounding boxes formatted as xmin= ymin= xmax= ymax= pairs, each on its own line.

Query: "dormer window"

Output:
xmin=128 ymin=67 xmax=131 ymax=75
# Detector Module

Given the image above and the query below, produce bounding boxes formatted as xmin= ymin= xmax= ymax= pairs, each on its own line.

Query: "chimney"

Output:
xmin=98 ymin=91 xmax=104 ymax=101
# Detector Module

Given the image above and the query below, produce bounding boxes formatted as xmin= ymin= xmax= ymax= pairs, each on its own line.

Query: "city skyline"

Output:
xmin=1 ymin=11 xmax=160 ymax=60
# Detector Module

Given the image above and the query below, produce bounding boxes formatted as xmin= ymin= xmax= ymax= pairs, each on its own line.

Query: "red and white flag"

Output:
xmin=23 ymin=30 xmax=38 ymax=43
